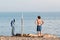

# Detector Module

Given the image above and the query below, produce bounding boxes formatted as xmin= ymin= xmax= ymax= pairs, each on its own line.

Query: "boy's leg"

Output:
xmin=40 ymin=26 xmax=42 ymax=36
xmin=37 ymin=31 xmax=42 ymax=37
xmin=37 ymin=31 xmax=40 ymax=36
xmin=12 ymin=26 xmax=15 ymax=36
xmin=40 ymin=31 xmax=41 ymax=36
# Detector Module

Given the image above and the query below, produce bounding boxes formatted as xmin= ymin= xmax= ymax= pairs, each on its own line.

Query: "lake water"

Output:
xmin=0 ymin=12 xmax=60 ymax=37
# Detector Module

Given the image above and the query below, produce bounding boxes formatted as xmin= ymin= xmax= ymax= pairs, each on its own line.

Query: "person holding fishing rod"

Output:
xmin=11 ymin=19 xmax=15 ymax=36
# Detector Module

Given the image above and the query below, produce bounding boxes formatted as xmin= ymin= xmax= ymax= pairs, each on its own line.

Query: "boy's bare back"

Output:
xmin=36 ymin=19 xmax=44 ymax=26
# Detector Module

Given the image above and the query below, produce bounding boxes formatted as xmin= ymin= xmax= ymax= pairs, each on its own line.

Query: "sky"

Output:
xmin=0 ymin=0 xmax=60 ymax=12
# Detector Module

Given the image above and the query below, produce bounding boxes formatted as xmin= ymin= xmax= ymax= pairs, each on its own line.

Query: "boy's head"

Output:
xmin=37 ymin=16 xmax=41 ymax=19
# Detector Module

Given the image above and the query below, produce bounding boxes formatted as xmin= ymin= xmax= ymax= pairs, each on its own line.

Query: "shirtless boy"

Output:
xmin=36 ymin=16 xmax=44 ymax=36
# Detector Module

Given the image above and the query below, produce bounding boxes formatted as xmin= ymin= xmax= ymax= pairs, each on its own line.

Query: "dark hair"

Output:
xmin=37 ymin=16 xmax=41 ymax=19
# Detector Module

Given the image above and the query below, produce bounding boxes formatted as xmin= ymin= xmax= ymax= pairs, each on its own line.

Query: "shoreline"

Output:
xmin=0 ymin=34 xmax=60 ymax=40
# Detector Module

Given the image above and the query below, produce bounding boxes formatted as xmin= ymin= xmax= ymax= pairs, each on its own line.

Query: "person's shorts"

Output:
xmin=37 ymin=25 xmax=42 ymax=31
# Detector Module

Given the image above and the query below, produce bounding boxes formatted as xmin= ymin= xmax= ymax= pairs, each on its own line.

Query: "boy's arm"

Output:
xmin=41 ymin=19 xmax=44 ymax=25
xmin=42 ymin=20 xmax=44 ymax=24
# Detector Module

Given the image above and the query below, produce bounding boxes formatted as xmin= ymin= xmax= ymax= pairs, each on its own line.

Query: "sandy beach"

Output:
xmin=0 ymin=34 xmax=60 ymax=40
